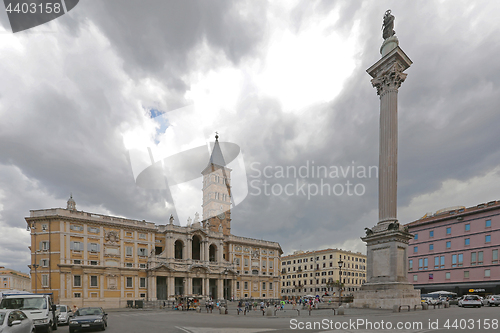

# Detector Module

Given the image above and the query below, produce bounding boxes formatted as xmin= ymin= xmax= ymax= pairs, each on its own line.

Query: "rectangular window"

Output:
xmin=74 ymin=293 xmax=81 ymax=298
xmin=434 ymin=256 xmax=439 ymax=269
xmin=126 ymin=246 xmax=133 ymax=256
xmin=486 ymin=219 xmax=491 ymax=227
xmin=40 ymin=241 xmax=50 ymax=251
xmin=446 ymin=227 xmax=451 ymax=235
xmin=452 ymin=254 xmax=457 ymax=267
xmin=262 ymin=282 xmax=266 ymax=289
xmin=70 ymin=225 xmax=83 ymax=231
xmin=269 ymin=282 xmax=273 ymax=290
xmin=465 ymin=238 xmax=470 ymax=246
xmin=126 ymin=277 xmax=133 ymax=288
xmin=414 ymin=246 xmax=418 ymax=253
xmin=73 ymin=259 xmax=81 ymax=265
xmin=125 ymin=263 xmax=133 ymax=267
xmin=138 ymin=248 xmax=147 ymax=256
xmin=445 ymin=272 xmax=450 ymax=279
xmin=440 ymin=256 xmax=445 ymax=268
xmin=244 ymin=258 xmax=249 ymax=266
xmin=262 ymin=260 xmax=266 ymax=268
xmin=244 ymin=282 xmax=248 ymax=290
xmin=88 ymin=243 xmax=100 ymax=252
xmin=74 ymin=275 xmax=81 ymax=287
xmin=413 ymin=275 xmax=417 ymax=282
xmin=409 ymin=259 xmax=413 ymax=271
xmin=478 ymin=251 xmax=483 ymax=264
xmin=139 ymin=263 xmax=146 ymax=268
xmin=493 ymin=250 xmax=498 ymax=264
xmin=485 ymin=269 xmax=491 ymax=277
xmin=485 ymin=235 xmax=491 ymax=243
xmin=70 ymin=241 xmax=83 ymax=251
xmin=429 ymin=230 xmax=434 ymax=237
xmin=140 ymin=277 xmax=146 ymax=288
xmin=414 ymin=234 xmax=418 ymax=240
xmin=464 ymin=271 xmax=469 ymax=278
xmin=446 ymin=241 xmax=451 ymax=249
xmin=40 ymin=259 xmax=49 ymax=267
xmin=429 ymin=273 xmax=433 ymax=280
xmin=418 ymin=258 xmax=423 ymax=270
xmin=471 ymin=252 xmax=476 ymax=265
xmin=424 ymin=258 xmax=428 ymax=270
xmin=269 ymin=261 xmax=273 ymax=269
xmin=41 ymin=274 xmax=49 ymax=287
xmin=88 ymin=227 xmax=100 ymax=233
xmin=90 ymin=275 xmax=98 ymax=287
xmin=90 ymin=261 xmax=98 ymax=266
xmin=429 ymin=244 xmax=434 ymax=251
xmin=458 ymin=253 xmax=463 ymax=267
xmin=465 ymin=224 xmax=470 ymax=231
xmin=236 ymin=281 xmax=240 ymax=289
xmin=139 ymin=233 xmax=146 ymax=239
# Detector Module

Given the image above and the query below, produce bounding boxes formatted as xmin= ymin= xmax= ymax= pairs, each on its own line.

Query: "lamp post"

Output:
xmin=337 ymin=260 xmax=343 ymax=306
xmin=223 ymin=270 xmax=228 ymax=301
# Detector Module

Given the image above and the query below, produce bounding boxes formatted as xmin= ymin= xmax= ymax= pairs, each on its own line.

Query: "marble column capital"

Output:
xmin=371 ymin=63 xmax=407 ymax=96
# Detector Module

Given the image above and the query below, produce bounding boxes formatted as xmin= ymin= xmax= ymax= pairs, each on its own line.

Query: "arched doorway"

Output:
xmin=192 ymin=235 xmax=201 ymax=260
xmin=209 ymin=244 xmax=217 ymax=262
xmin=174 ymin=240 xmax=183 ymax=259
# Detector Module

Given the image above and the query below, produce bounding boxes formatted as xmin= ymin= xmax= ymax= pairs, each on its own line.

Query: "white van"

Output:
xmin=0 ymin=293 xmax=57 ymax=332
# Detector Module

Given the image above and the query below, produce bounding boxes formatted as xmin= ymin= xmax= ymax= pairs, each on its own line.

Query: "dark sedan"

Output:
xmin=68 ymin=307 xmax=107 ymax=332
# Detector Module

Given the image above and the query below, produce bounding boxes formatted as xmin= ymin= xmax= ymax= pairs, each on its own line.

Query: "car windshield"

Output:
xmin=465 ymin=296 xmax=478 ymax=300
xmin=0 ymin=313 xmax=5 ymax=325
xmin=0 ymin=298 xmax=47 ymax=310
xmin=58 ymin=306 xmax=66 ymax=313
xmin=76 ymin=308 xmax=102 ymax=316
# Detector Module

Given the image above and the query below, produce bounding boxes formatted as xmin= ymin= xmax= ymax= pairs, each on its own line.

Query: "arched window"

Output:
xmin=174 ymin=240 xmax=183 ymax=259
xmin=192 ymin=235 xmax=201 ymax=260
xmin=209 ymin=244 xmax=217 ymax=262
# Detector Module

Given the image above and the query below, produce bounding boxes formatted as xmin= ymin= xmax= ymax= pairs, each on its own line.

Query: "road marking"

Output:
xmin=180 ymin=328 xmax=276 ymax=333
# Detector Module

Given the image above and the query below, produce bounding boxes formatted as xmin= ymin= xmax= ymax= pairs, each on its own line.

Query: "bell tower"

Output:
xmin=201 ymin=134 xmax=232 ymax=235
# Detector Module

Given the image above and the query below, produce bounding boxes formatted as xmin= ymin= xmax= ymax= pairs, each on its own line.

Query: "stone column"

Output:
xmin=168 ymin=276 xmax=175 ymax=299
xmin=204 ymin=278 xmax=210 ymax=298
xmin=186 ymin=276 xmax=192 ymax=295
xmin=217 ymin=279 xmax=223 ymax=300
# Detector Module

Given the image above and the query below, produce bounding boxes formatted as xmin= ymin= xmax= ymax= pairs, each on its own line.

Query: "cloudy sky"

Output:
xmin=1 ymin=0 xmax=500 ymax=274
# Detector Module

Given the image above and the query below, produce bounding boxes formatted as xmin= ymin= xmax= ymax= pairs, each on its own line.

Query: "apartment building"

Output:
xmin=280 ymin=249 xmax=366 ymax=299
xmin=407 ymin=201 xmax=500 ymax=296
xmin=0 ymin=266 xmax=31 ymax=292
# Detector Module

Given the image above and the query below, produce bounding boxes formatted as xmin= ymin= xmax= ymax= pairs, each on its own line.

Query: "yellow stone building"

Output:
xmin=0 ymin=267 xmax=31 ymax=292
xmin=26 ymin=136 xmax=282 ymax=307
xmin=280 ymin=249 xmax=366 ymax=299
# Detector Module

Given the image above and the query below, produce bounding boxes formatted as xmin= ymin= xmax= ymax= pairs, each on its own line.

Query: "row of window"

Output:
xmin=284 ymin=271 xmax=366 ymax=279
xmin=282 ymin=287 xmax=359 ymax=293
xmin=414 ymin=234 xmax=493 ymax=253
xmin=67 ymin=225 xmax=147 ymax=239
xmin=40 ymin=275 xmax=147 ymax=289
xmin=234 ymin=258 xmax=274 ymax=269
xmin=412 ymin=269 xmax=493 ymax=282
xmin=409 ymin=249 xmax=498 ymax=270
xmin=235 ymin=281 xmax=273 ymax=290
xmin=414 ymin=219 xmax=492 ymax=240
xmin=283 ymin=262 xmax=364 ymax=273
xmin=282 ymin=255 xmax=365 ymax=265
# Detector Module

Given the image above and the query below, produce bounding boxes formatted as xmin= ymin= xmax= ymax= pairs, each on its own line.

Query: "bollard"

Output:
xmin=422 ymin=303 xmax=428 ymax=310
xmin=444 ymin=302 xmax=449 ymax=308
xmin=337 ymin=306 xmax=344 ymax=315
xmin=219 ymin=306 xmax=225 ymax=314
xmin=393 ymin=305 xmax=399 ymax=313
xmin=266 ymin=308 xmax=273 ymax=317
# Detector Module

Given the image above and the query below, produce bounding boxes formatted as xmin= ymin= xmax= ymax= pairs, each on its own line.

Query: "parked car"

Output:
xmin=0 ymin=309 xmax=35 ymax=333
xmin=487 ymin=295 xmax=500 ymax=306
xmin=56 ymin=305 xmax=73 ymax=325
xmin=69 ymin=307 xmax=107 ymax=333
xmin=0 ymin=294 xmax=57 ymax=333
xmin=458 ymin=295 xmax=482 ymax=308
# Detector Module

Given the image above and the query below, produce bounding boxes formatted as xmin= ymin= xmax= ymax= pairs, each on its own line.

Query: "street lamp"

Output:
xmin=224 ymin=270 xmax=229 ymax=301
xmin=337 ymin=260 xmax=343 ymax=306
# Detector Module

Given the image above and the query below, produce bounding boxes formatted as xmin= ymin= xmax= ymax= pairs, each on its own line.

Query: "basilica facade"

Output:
xmin=27 ymin=136 xmax=282 ymax=308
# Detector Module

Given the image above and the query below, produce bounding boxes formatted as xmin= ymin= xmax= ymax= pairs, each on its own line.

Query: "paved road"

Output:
xmin=54 ymin=305 xmax=500 ymax=333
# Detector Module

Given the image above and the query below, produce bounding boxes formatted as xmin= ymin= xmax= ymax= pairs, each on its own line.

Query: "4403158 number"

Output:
xmin=5 ymin=2 xmax=62 ymax=14
xmin=444 ymin=318 xmax=498 ymax=330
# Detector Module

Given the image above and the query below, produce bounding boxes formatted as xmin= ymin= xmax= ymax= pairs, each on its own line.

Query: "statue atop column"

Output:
xmin=169 ymin=214 xmax=174 ymax=225
xmin=382 ymin=10 xmax=395 ymax=39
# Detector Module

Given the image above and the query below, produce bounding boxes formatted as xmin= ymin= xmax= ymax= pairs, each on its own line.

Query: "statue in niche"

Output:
xmin=218 ymin=224 xmax=223 ymax=233
xmin=382 ymin=10 xmax=395 ymax=39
